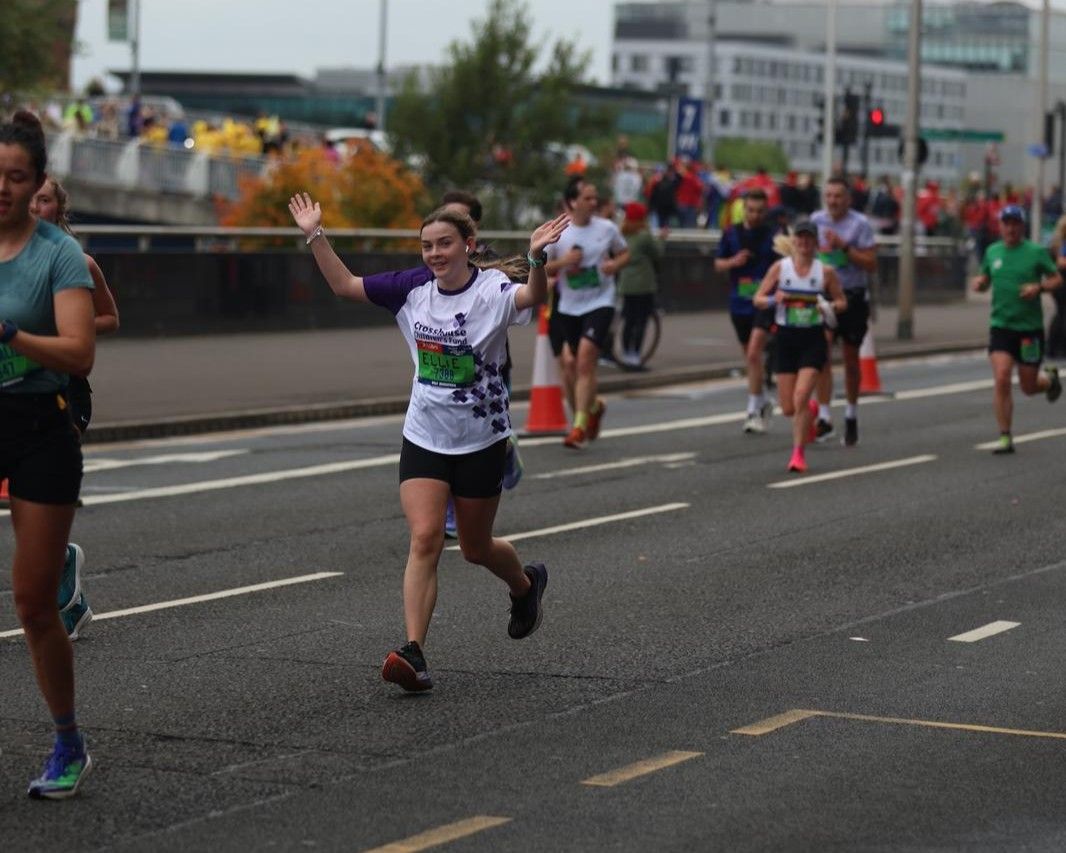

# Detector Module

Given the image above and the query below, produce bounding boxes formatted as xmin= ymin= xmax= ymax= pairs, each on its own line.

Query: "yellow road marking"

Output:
xmin=581 ymin=750 xmax=703 ymax=787
xmin=730 ymin=709 xmax=821 ymax=735
xmin=363 ymin=816 xmax=512 ymax=852
xmin=732 ymin=709 xmax=1066 ymax=741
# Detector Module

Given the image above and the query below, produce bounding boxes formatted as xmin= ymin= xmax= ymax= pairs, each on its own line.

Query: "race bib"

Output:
xmin=818 ymin=249 xmax=848 ymax=269
xmin=0 ymin=344 xmax=41 ymax=388
xmin=1020 ymin=335 xmax=1042 ymax=364
xmin=784 ymin=296 xmax=820 ymax=328
xmin=737 ymin=277 xmax=758 ymax=299
xmin=417 ymin=339 xmax=476 ymax=387
xmin=568 ymin=266 xmax=601 ymax=290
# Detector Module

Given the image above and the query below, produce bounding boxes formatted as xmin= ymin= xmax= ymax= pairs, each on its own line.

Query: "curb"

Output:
xmin=84 ymin=340 xmax=986 ymax=445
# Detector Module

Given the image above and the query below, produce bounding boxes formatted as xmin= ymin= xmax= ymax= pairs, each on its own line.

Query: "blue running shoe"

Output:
xmin=502 ymin=435 xmax=524 ymax=491
xmin=27 ymin=737 xmax=92 ymax=800
xmin=61 ymin=593 xmax=93 ymax=641
xmin=508 ymin=562 xmax=547 ymax=639
xmin=444 ymin=498 xmax=458 ymax=540
xmin=57 ymin=544 xmax=83 ymax=613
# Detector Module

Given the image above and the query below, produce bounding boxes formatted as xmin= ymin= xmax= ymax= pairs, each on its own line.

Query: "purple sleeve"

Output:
xmin=362 ymin=265 xmax=432 ymax=315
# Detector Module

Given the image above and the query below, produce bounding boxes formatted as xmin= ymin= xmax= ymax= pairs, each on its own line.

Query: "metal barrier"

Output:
xmin=49 ymin=133 xmax=267 ymax=201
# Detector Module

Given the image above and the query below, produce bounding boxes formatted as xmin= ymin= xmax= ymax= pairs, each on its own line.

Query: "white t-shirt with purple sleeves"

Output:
xmin=363 ymin=265 xmax=532 ymax=454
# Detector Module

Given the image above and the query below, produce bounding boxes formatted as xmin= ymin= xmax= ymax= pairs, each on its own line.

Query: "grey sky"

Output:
xmin=71 ymin=0 xmax=615 ymax=91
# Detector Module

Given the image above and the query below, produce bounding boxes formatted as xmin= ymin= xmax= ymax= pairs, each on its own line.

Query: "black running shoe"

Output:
xmin=815 ymin=419 xmax=835 ymax=442
xmin=382 ymin=641 xmax=433 ymax=691
xmin=844 ymin=417 xmax=858 ymax=447
xmin=992 ymin=433 xmax=1015 ymax=455
xmin=1046 ymin=366 xmax=1062 ymax=403
xmin=508 ymin=562 xmax=547 ymax=639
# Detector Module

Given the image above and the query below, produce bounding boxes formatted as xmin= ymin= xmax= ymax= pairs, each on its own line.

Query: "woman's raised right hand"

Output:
xmin=288 ymin=192 xmax=322 ymax=236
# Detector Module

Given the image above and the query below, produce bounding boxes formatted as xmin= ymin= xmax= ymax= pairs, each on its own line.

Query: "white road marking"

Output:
xmin=83 ymin=450 xmax=248 ymax=473
xmin=0 ymin=455 xmax=402 ymax=517
xmin=892 ymin=378 xmax=995 ymax=401
xmin=849 ymin=637 xmax=870 ymax=642
xmin=530 ymin=452 xmax=695 ymax=479
xmin=975 ymin=427 xmax=1066 ymax=450
xmin=446 ymin=503 xmax=689 ymax=551
xmin=767 ymin=455 xmax=937 ymax=489
xmin=948 ymin=620 xmax=1021 ymax=643
xmin=0 ymin=572 xmax=343 ymax=639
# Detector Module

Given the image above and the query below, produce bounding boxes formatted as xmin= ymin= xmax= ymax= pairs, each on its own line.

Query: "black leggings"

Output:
xmin=622 ymin=294 xmax=655 ymax=353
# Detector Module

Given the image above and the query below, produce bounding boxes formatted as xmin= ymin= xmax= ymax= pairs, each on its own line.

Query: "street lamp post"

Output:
xmin=376 ymin=0 xmax=388 ymax=133
xmin=820 ymin=0 xmax=838 ymax=181
xmin=897 ymin=0 xmax=922 ymax=341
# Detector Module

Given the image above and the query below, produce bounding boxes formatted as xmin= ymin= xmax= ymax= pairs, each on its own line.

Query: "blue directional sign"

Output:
xmin=674 ymin=96 xmax=704 ymax=159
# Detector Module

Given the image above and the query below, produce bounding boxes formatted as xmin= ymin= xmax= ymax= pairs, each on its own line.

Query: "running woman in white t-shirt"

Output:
xmin=289 ymin=193 xmax=569 ymax=692
xmin=754 ymin=221 xmax=846 ymax=473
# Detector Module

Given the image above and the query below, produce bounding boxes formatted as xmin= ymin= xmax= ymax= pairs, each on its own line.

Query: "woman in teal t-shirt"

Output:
xmin=0 ymin=112 xmax=96 ymax=799
xmin=971 ymin=205 xmax=1063 ymax=454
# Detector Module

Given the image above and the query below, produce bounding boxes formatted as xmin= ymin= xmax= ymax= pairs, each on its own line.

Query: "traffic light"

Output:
xmin=838 ymin=88 xmax=860 ymax=146
xmin=814 ymin=94 xmax=826 ymax=145
xmin=866 ymin=105 xmax=901 ymax=138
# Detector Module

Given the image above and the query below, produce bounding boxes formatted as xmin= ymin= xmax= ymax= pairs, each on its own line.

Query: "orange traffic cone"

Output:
xmin=858 ymin=327 xmax=884 ymax=395
xmin=522 ymin=305 xmax=568 ymax=435
xmin=0 ymin=479 xmax=9 ymax=506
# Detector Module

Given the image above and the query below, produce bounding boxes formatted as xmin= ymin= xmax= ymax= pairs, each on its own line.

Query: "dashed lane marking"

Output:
xmin=581 ymin=751 xmax=703 ymax=787
xmin=362 ymin=816 xmax=512 ymax=852
xmin=732 ymin=709 xmax=1066 ymax=741
xmin=530 ymin=452 xmax=696 ymax=479
xmin=766 ymin=455 xmax=937 ymax=489
xmin=0 ymin=572 xmax=343 ymax=639
xmin=948 ymin=620 xmax=1021 ymax=643
xmin=975 ymin=427 xmax=1066 ymax=450
xmin=83 ymin=449 xmax=249 ymax=473
xmin=445 ymin=503 xmax=690 ymax=551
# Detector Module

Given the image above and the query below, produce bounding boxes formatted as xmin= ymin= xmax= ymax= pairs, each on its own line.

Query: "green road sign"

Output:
xmin=921 ymin=128 xmax=1005 ymax=143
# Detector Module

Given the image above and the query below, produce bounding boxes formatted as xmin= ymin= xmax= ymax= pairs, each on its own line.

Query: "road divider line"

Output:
xmin=530 ymin=452 xmax=695 ymax=479
xmin=446 ymin=503 xmax=689 ymax=551
xmin=0 ymin=572 xmax=343 ymax=639
xmin=732 ymin=708 xmax=1066 ymax=741
xmin=83 ymin=449 xmax=249 ymax=474
xmin=948 ymin=620 xmax=1020 ymax=643
xmin=581 ymin=750 xmax=703 ymax=787
xmin=363 ymin=815 xmax=512 ymax=852
xmin=975 ymin=427 xmax=1066 ymax=450
xmin=767 ymin=455 xmax=937 ymax=489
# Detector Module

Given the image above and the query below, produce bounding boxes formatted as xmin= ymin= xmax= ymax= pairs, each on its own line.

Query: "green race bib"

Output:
xmin=737 ymin=277 xmax=758 ymax=299
xmin=0 ymin=344 xmax=41 ymax=388
xmin=784 ymin=296 xmax=820 ymax=328
xmin=417 ymin=339 xmax=476 ymax=388
xmin=818 ymin=249 xmax=848 ymax=269
xmin=568 ymin=266 xmax=601 ymax=290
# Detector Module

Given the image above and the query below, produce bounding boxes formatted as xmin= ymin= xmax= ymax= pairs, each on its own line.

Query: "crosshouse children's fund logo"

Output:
xmin=414 ymin=322 xmax=475 ymax=388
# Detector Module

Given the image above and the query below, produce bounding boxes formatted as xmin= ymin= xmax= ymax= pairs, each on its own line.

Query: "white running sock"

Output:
xmin=747 ymin=395 xmax=760 ymax=415
xmin=819 ymin=404 xmax=832 ymax=422
xmin=845 ymin=403 xmax=857 ymax=419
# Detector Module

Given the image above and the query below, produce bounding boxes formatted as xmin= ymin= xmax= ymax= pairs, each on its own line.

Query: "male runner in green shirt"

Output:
xmin=971 ymin=205 xmax=1062 ymax=453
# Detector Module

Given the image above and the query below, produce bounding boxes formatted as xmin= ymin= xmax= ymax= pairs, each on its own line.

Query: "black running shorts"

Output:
xmin=776 ymin=326 xmax=828 ymax=374
xmin=0 ymin=393 xmax=83 ymax=505
xmin=830 ymin=290 xmax=870 ymax=347
xmin=989 ymin=327 xmax=1044 ymax=366
xmin=730 ymin=308 xmax=776 ymax=346
xmin=399 ymin=437 xmax=508 ymax=499
xmin=554 ymin=307 xmax=615 ymax=355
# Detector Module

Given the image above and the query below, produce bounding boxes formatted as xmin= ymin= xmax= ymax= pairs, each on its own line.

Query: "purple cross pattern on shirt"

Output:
xmin=484 ymin=362 xmax=499 ymax=377
xmin=473 ymin=405 xmax=487 ymax=419
xmin=491 ymin=417 xmax=508 ymax=433
xmin=489 ymin=400 xmax=504 ymax=415
xmin=454 ymin=312 xmax=467 ymax=329
xmin=451 ymin=389 xmax=468 ymax=403
xmin=487 ymin=381 xmax=503 ymax=397
xmin=471 ymin=387 xmax=487 ymax=400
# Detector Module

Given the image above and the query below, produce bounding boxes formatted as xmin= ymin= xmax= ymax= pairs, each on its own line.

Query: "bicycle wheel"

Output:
xmin=611 ymin=309 xmax=662 ymax=371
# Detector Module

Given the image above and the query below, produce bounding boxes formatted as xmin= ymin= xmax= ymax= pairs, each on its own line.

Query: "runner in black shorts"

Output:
xmin=715 ymin=188 xmax=782 ymax=433
xmin=971 ymin=204 xmax=1062 ymax=453
xmin=755 ymin=221 xmax=846 ymax=473
xmin=0 ymin=111 xmax=97 ymax=799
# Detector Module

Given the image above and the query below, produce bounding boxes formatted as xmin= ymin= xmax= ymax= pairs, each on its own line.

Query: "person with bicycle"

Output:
xmin=616 ymin=202 xmax=661 ymax=369
xmin=714 ymin=187 xmax=781 ymax=433
xmin=545 ymin=177 xmax=630 ymax=448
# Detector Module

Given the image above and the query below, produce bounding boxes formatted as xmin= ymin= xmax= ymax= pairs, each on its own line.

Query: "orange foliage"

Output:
xmin=219 ymin=145 xmax=428 ymax=230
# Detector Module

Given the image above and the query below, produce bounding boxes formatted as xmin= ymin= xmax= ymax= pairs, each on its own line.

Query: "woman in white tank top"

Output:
xmin=754 ymin=221 xmax=846 ymax=473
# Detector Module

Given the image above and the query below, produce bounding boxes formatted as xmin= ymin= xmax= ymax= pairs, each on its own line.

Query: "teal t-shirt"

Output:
xmin=0 ymin=219 xmax=92 ymax=393
xmin=980 ymin=240 xmax=1057 ymax=332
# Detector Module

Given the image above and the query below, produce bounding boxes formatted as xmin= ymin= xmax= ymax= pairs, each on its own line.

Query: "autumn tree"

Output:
xmin=387 ymin=0 xmax=611 ymax=225
xmin=1 ymin=0 xmax=78 ymax=93
xmin=220 ymin=145 xmax=428 ymax=235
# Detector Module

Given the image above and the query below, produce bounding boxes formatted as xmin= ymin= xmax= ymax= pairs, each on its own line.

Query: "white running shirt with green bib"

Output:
xmin=774 ymin=257 xmax=826 ymax=329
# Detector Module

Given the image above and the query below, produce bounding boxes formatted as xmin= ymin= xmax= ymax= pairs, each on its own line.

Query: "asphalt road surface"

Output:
xmin=4 ymin=351 xmax=1066 ymax=851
